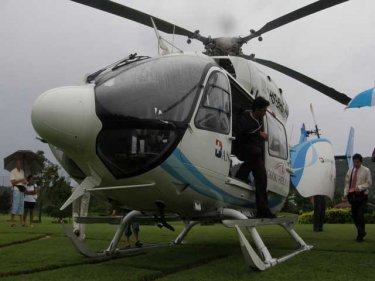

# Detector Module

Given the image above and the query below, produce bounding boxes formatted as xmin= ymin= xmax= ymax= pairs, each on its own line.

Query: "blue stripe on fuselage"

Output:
xmin=291 ymin=138 xmax=331 ymax=189
xmin=161 ymin=148 xmax=284 ymax=208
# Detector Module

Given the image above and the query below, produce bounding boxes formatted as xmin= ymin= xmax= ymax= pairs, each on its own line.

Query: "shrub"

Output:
xmin=298 ymin=208 xmax=375 ymax=224
xmin=365 ymin=213 xmax=375 ymax=224
xmin=298 ymin=211 xmax=314 ymax=224
xmin=0 ymin=187 xmax=12 ymax=213
xmin=324 ymin=208 xmax=352 ymax=223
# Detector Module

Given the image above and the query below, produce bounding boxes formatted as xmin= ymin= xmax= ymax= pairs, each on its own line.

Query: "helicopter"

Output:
xmin=31 ymin=0 xmax=352 ymax=271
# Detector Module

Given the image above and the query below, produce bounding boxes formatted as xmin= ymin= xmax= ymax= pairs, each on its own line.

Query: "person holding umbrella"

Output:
xmin=4 ymin=150 xmax=43 ymax=227
xmin=10 ymin=159 xmax=26 ymax=227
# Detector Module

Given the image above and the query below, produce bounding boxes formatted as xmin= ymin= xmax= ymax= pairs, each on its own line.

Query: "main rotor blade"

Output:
xmin=71 ymin=0 xmax=207 ymax=42
xmin=242 ymin=55 xmax=351 ymax=105
xmin=241 ymin=0 xmax=348 ymax=43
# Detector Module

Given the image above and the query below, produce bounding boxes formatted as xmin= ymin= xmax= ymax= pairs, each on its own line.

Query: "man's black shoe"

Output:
xmin=135 ymin=240 xmax=143 ymax=248
xmin=356 ymin=232 xmax=366 ymax=242
xmin=234 ymin=176 xmax=248 ymax=183
xmin=263 ymin=213 xmax=276 ymax=219
xmin=256 ymin=209 xmax=276 ymax=219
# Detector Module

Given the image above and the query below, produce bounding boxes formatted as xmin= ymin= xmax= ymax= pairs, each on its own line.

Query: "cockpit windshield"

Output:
xmin=94 ymin=55 xmax=211 ymax=179
xmin=96 ymin=55 xmax=209 ymax=123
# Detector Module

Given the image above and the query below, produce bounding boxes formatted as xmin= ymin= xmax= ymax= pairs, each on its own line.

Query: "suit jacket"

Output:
xmin=233 ymin=110 xmax=264 ymax=161
xmin=236 ymin=110 xmax=264 ymax=147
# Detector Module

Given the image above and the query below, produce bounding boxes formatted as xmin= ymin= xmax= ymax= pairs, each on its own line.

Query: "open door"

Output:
xmin=263 ymin=112 xmax=290 ymax=198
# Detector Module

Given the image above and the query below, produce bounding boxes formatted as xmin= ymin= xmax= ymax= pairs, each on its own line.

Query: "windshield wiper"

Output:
xmin=86 ymin=53 xmax=150 ymax=83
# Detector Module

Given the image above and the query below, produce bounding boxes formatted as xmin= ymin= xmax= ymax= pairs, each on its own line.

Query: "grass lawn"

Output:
xmin=0 ymin=214 xmax=374 ymax=280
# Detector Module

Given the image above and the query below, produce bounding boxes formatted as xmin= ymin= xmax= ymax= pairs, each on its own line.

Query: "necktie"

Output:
xmin=350 ymin=168 xmax=358 ymax=192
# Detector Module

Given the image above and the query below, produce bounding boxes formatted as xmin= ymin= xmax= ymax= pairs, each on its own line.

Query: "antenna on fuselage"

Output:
xmin=150 ymin=17 xmax=183 ymax=55
xmin=306 ymin=103 xmax=321 ymax=138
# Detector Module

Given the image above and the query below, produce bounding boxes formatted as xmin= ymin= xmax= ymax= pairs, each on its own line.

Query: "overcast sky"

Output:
xmin=1 ymin=0 xmax=375 ymax=179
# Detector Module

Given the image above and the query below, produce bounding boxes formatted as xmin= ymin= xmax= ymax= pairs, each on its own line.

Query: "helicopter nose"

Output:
xmin=31 ymin=85 xmax=100 ymax=153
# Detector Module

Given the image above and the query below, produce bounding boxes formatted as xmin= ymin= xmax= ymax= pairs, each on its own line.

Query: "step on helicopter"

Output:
xmin=31 ymin=0 xmax=352 ymax=271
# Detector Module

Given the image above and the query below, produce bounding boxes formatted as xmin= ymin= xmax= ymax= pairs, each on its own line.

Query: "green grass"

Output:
xmin=0 ymin=214 xmax=374 ymax=280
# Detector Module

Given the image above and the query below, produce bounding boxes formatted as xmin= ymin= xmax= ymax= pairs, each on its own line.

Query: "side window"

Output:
xmin=266 ymin=113 xmax=288 ymax=159
xmin=195 ymin=72 xmax=231 ymax=134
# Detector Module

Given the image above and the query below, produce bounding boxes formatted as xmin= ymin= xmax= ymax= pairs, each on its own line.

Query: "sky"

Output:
xmin=1 ymin=0 xmax=375 ymax=180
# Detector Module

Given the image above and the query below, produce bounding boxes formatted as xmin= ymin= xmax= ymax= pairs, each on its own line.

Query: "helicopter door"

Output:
xmin=263 ymin=112 xmax=290 ymax=198
xmin=179 ymin=68 xmax=232 ymax=178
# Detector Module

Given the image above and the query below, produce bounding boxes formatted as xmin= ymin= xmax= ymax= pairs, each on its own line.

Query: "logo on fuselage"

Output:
xmin=215 ymin=139 xmax=230 ymax=162
xmin=215 ymin=139 xmax=223 ymax=158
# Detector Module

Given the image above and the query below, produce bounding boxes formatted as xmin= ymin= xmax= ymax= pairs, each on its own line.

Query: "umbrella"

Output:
xmin=4 ymin=150 xmax=43 ymax=176
xmin=346 ymin=87 xmax=375 ymax=109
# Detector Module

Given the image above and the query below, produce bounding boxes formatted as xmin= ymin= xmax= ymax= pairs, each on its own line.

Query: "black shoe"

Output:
xmin=356 ymin=232 xmax=366 ymax=242
xmin=135 ymin=240 xmax=143 ymax=248
xmin=256 ymin=209 xmax=276 ymax=219
xmin=234 ymin=176 xmax=248 ymax=183
xmin=73 ymin=229 xmax=80 ymax=237
xmin=264 ymin=213 xmax=276 ymax=219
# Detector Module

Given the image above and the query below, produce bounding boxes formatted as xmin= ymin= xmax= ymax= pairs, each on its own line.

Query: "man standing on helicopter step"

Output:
xmin=235 ymin=96 xmax=275 ymax=219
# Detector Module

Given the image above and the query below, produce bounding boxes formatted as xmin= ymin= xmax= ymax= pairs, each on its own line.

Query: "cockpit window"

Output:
xmin=266 ymin=113 xmax=288 ymax=159
xmin=195 ymin=71 xmax=231 ymax=134
xmin=95 ymin=56 xmax=208 ymax=123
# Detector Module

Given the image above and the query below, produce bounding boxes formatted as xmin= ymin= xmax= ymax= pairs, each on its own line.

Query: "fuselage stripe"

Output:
xmin=161 ymin=148 xmax=285 ymax=208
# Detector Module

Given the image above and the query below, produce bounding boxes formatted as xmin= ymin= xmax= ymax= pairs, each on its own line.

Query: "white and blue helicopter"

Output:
xmin=31 ymin=0 xmax=352 ymax=271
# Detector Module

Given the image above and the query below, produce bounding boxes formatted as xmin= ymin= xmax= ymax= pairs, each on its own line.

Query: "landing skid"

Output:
xmin=223 ymin=217 xmax=313 ymax=271
xmin=63 ymin=208 xmax=311 ymax=271
xmin=62 ymin=223 xmax=99 ymax=257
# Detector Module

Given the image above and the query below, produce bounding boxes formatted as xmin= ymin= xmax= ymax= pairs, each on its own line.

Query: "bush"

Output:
xmin=298 ymin=211 xmax=314 ymax=224
xmin=0 ymin=187 xmax=12 ymax=213
xmin=365 ymin=213 xmax=375 ymax=224
xmin=298 ymin=208 xmax=375 ymax=224
xmin=324 ymin=208 xmax=353 ymax=223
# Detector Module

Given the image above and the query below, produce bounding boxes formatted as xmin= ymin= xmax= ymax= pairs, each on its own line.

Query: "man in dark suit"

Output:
xmin=235 ymin=97 xmax=275 ymax=218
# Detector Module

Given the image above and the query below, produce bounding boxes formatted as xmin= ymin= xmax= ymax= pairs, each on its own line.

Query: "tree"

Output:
xmin=35 ymin=151 xmax=72 ymax=221
xmin=0 ymin=187 xmax=11 ymax=213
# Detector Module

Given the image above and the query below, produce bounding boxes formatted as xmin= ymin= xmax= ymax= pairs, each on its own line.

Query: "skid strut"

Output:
xmin=63 ymin=210 xmax=167 ymax=257
xmin=173 ymin=221 xmax=200 ymax=245
xmin=223 ymin=215 xmax=313 ymax=271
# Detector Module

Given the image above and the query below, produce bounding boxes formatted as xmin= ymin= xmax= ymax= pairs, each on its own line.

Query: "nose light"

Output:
xmin=31 ymin=85 xmax=94 ymax=152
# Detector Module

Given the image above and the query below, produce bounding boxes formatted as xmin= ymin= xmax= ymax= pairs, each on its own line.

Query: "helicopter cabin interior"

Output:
xmin=215 ymin=58 xmax=289 ymax=178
